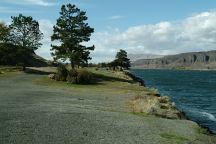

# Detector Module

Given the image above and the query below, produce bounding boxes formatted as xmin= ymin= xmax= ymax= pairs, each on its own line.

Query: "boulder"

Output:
xmin=48 ymin=74 xmax=55 ymax=79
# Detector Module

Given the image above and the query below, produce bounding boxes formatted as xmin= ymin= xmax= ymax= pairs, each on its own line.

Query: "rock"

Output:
xmin=124 ymin=71 xmax=146 ymax=86
xmin=48 ymin=74 xmax=55 ymax=79
xmin=154 ymin=93 xmax=161 ymax=97
xmin=158 ymin=96 xmax=170 ymax=103
xmin=129 ymin=94 xmax=185 ymax=119
xmin=132 ymin=50 xmax=216 ymax=69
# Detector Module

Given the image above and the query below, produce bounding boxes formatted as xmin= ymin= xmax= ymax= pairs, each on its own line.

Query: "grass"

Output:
xmin=0 ymin=67 xmax=22 ymax=77
xmin=0 ymin=66 xmax=21 ymax=72
xmin=131 ymin=111 xmax=148 ymax=117
xmin=33 ymin=68 xmax=148 ymax=93
xmin=33 ymin=76 xmax=144 ymax=95
xmin=160 ymin=133 xmax=189 ymax=143
xmin=196 ymin=127 xmax=211 ymax=135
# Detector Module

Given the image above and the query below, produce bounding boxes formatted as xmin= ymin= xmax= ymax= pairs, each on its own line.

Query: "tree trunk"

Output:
xmin=71 ymin=61 xmax=75 ymax=70
xmin=22 ymin=64 xmax=26 ymax=71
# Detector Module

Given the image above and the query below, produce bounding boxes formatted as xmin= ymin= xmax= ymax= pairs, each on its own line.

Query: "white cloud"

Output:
xmin=90 ymin=10 xmax=216 ymax=62
xmin=108 ymin=15 xmax=124 ymax=20
xmin=5 ymin=0 xmax=57 ymax=6
xmin=0 ymin=6 xmax=37 ymax=13
xmin=36 ymin=19 xmax=54 ymax=60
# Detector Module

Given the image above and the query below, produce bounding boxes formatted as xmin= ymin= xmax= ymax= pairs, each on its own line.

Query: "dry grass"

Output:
xmin=128 ymin=94 xmax=183 ymax=119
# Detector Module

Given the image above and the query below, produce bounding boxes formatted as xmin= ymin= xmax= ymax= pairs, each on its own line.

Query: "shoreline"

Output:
xmin=131 ymin=67 xmax=216 ymax=71
xmin=125 ymin=70 xmax=215 ymax=135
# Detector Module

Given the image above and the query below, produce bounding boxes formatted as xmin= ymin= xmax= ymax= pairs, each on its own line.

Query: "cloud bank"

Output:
xmin=90 ymin=11 xmax=216 ymax=62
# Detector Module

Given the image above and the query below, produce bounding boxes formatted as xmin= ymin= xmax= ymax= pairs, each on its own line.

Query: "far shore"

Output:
xmin=131 ymin=67 xmax=216 ymax=71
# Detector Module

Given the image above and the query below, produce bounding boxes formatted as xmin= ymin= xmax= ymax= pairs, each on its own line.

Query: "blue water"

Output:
xmin=131 ymin=69 xmax=216 ymax=133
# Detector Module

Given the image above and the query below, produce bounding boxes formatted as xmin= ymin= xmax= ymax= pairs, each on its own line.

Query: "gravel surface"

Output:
xmin=0 ymin=73 xmax=216 ymax=144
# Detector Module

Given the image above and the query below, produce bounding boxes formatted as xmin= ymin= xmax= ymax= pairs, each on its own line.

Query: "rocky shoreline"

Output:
xmin=125 ymin=70 xmax=215 ymax=134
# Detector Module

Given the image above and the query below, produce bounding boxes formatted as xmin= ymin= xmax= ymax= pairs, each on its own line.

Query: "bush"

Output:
xmin=66 ymin=69 xmax=78 ymax=83
xmin=55 ymin=65 xmax=68 ymax=81
xmin=77 ymin=69 xmax=93 ymax=84
xmin=54 ymin=66 xmax=93 ymax=84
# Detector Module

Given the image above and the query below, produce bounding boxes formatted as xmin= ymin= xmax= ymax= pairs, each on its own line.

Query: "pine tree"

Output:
xmin=115 ymin=49 xmax=131 ymax=70
xmin=51 ymin=4 xmax=94 ymax=69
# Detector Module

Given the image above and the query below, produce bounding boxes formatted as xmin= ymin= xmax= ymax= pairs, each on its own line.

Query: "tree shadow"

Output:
xmin=24 ymin=68 xmax=53 ymax=75
xmin=91 ymin=72 xmax=134 ymax=84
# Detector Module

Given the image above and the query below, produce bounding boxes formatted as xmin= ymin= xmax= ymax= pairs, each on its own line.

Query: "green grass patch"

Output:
xmin=160 ymin=133 xmax=189 ymax=143
xmin=131 ymin=111 xmax=148 ymax=117
xmin=0 ymin=67 xmax=22 ymax=77
xmin=196 ymin=127 xmax=210 ymax=135
xmin=33 ymin=74 xmax=148 ymax=94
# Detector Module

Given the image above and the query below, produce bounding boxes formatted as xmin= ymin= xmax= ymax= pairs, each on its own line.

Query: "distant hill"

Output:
xmin=132 ymin=50 xmax=216 ymax=70
xmin=128 ymin=54 xmax=163 ymax=62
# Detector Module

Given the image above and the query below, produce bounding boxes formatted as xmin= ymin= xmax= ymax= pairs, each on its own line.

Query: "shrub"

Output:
xmin=77 ymin=69 xmax=93 ymax=84
xmin=67 ymin=69 xmax=78 ymax=83
xmin=55 ymin=65 xmax=68 ymax=81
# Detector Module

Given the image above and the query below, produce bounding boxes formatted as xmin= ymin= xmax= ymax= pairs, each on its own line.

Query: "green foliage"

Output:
xmin=196 ymin=127 xmax=210 ymax=135
xmin=67 ymin=69 xmax=78 ymax=83
xmin=98 ymin=62 xmax=108 ymax=68
xmin=55 ymin=65 xmax=68 ymax=81
xmin=9 ymin=14 xmax=43 ymax=51
xmin=0 ymin=43 xmax=32 ymax=66
xmin=51 ymin=4 xmax=94 ymax=69
xmin=108 ymin=59 xmax=118 ymax=70
xmin=66 ymin=69 xmax=93 ymax=84
xmin=160 ymin=133 xmax=189 ymax=143
xmin=0 ymin=15 xmax=43 ymax=67
xmin=115 ymin=49 xmax=131 ymax=69
xmin=0 ymin=22 xmax=10 ymax=43
xmin=108 ymin=49 xmax=131 ymax=70
xmin=77 ymin=69 xmax=93 ymax=84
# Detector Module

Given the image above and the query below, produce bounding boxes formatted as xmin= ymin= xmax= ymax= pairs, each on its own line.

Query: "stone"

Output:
xmin=48 ymin=74 xmax=55 ymax=79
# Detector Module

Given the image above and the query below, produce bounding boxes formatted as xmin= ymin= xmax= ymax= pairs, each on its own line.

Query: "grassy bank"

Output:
xmin=33 ymin=68 xmax=184 ymax=119
xmin=0 ymin=66 xmax=22 ymax=77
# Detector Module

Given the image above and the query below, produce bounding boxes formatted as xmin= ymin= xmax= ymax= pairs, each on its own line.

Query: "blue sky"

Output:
xmin=1 ymin=0 xmax=216 ymax=62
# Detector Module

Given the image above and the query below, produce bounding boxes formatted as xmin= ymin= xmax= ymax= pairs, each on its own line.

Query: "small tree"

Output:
xmin=51 ymin=4 xmax=94 ymax=69
xmin=115 ymin=49 xmax=131 ymax=70
xmin=9 ymin=14 xmax=43 ymax=51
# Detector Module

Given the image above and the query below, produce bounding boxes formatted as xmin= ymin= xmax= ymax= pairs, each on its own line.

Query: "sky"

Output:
xmin=1 ymin=0 xmax=216 ymax=62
